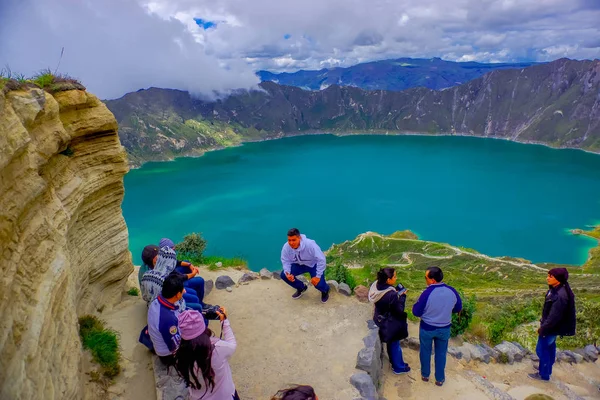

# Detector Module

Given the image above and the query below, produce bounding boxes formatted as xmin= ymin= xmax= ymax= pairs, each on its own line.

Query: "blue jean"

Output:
xmin=176 ymin=266 xmax=205 ymax=305
xmin=182 ymin=291 xmax=202 ymax=311
xmin=280 ymin=263 xmax=330 ymax=293
xmin=419 ymin=326 xmax=451 ymax=382
xmin=387 ymin=340 xmax=408 ymax=371
xmin=536 ymin=335 xmax=556 ymax=380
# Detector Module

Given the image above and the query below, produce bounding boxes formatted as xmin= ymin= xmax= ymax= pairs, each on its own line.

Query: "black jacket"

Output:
xmin=373 ymin=284 xmax=407 ymax=324
xmin=539 ymin=284 xmax=576 ymax=337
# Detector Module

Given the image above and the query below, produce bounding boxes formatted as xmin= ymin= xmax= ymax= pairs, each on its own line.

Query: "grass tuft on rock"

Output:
xmin=79 ymin=315 xmax=121 ymax=378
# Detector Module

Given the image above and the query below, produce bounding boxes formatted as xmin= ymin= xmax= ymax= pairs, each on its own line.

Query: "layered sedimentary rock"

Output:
xmin=0 ymin=87 xmax=133 ymax=399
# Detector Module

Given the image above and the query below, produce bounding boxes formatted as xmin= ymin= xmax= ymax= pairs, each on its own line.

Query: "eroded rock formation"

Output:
xmin=0 ymin=87 xmax=133 ymax=399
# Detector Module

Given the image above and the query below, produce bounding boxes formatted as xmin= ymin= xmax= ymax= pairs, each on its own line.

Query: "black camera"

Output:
xmin=201 ymin=304 xmax=222 ymax=320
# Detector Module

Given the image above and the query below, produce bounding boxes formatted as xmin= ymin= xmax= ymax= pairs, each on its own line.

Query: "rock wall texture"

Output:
xmin=0 ymin=87 xmax=133 ymax=399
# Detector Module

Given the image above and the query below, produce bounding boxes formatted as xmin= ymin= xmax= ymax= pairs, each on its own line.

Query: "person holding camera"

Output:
xmin=368 ymin=267 xmax=410 ymax=374
xmin=175 ymin=308 xmax=239 ymax=400
xmin=280 ymin=228 xmax=330 ymax=303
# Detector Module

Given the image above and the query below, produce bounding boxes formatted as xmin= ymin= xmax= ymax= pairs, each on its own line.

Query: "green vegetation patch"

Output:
xmin=1 ymin=67 xmax=84 ymax=94
xmin=79 ymin=315 xmax=121 ymax=378
xmin=126 ymin=287 xmax=139 ymax=296
xmin=204 ymin=256 xmax=248 ymax=270
xmin=176 ymin=232 xmax=247 ymax=270
xmin=329 ymin=231 xmax=600 ymax=348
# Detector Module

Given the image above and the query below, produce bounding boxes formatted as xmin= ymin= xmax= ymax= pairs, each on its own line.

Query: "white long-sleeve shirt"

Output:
xmin=281 ymin=234 xmax=327 ymax=278
xmin=188 ymin=320 xmax=237 ymax=400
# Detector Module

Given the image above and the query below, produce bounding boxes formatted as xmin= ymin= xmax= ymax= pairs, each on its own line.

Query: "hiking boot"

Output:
xmin=527 ymin=373 xmax=549 ymax=382
xmin=321 ymin=290 xmax=330 ymax=303
xmin=392 ymin=365 xmax=411 ymax=375
xmin=292 ymin=285 xmax=308 ymax=299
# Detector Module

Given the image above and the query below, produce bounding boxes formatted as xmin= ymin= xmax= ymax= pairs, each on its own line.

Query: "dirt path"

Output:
xmin=383 ymin=324 xmax=600 ymax=400
xmin=102 ymin=266 xmax=599 ymax=400
xmin=103 ymin=267 xmax=371 ymax=400
xmin=200 ymin=268 xmax=371 ymax=400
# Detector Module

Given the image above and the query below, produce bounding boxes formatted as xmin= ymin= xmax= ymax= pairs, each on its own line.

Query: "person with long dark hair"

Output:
xmin=175 ymin=309 xmax=240 ymax=400
xmin=528 ymin=268 xmax=576 ymax=382
xmin=368 ymin=267 xmax=410 ymax=374
xmin=271 ymin=385 xmax=318 ymax=400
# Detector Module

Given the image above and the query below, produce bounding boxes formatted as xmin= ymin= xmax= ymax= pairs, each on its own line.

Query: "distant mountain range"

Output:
xmin=257 ymin=57 xmax=538 ymax=91
xmin=106 ymin=58 xmax=600 ymax=166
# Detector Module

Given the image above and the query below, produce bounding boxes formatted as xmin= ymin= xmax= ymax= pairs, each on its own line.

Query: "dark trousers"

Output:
xmin=176 ymin=266 xmax=206 ymax=305
xmin=233 ymin=390 xmax=240 ymax=400
xmin=280 ymin=263 xmax=330 ymax=293
xmin=536 ymin=335 xmax=557 ymax=380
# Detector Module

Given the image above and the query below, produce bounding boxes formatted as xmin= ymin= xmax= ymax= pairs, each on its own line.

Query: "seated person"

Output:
xmin=159 ymin=237 xmax=207 ymax=307
xmin=139 ymin=244 xmax=159 ymax=287
xmin=148 ymin=274 xmax=185 ymax=365
xmin=141 ymin=244 xmax=202 ymax=311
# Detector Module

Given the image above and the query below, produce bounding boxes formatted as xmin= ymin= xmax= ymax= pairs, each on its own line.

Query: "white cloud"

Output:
xmin=1 ymin=0 xmax=599 ymax=98
xmin=0 ymin=0 xmax=258 ymax=99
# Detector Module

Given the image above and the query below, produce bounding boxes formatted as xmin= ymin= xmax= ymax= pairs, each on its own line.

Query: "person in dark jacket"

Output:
xmin=368 ymin=267 xmax=410 ymax=374
xmin=529 ymin=268 xmax=576 ymax=382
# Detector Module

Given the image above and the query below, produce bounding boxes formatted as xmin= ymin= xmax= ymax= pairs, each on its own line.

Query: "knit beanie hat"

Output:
xmin=178 ymin=310 xmax=206 ymax=340
xmin=159 ymin=238 xmax=175 ymax=249
xmin=141 ymin=245 xmax=159 ymax=267
xmin=548 ymin=268 xmax=569 ymax=284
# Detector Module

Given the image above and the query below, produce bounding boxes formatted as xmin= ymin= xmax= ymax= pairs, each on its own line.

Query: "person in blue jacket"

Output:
xmin=412 ymin=266 xmax=462 ymax=387
xmin=280 ymin=228 xmax=330 ymax=303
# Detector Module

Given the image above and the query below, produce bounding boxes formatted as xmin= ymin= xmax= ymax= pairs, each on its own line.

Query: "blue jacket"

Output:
xmin=147 ymin=295 xmax=181 ymax=356
xmin=281 ymin=234 xmax=327 ymax=278
xmin=412 ymin=283 xmax=462 ymax=331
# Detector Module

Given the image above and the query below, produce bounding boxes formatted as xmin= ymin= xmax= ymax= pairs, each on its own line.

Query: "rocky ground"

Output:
xmin=98 ymin=267 xmax=600 ymax=400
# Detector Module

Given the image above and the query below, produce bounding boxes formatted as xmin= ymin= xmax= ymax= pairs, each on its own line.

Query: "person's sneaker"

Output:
xmin=421 ymin=376 xmax=429 ymax=382
xmin=321 ymin=290 xmax=330 ymax=303
xmin=392 ymin=365 xmax=411 ymax=375
xmin=292 ymin=285 xmax=308 ymax=299
xmin=435 ymin=380 xmax=445 ymax=387
xmin=527 ymin=373 xmax=549 ymax=382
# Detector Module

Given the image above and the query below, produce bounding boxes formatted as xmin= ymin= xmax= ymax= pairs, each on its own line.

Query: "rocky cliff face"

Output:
xmin=0 ymin=87 xmax=133 ymax=399
xmin=106 ymin=58 xmax=600 ymax=166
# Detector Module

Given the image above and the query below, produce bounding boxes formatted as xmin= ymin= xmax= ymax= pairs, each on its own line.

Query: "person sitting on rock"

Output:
xmin=280 ymin=228 xmax=330 ymax=303
xmin=528 ymin=268 xmax=576 ymax=382
xmin=159 ymin=238 xmax=207 ymax=306
xmin=140 ymin=241 xmax=203 ymax=311
xmin=175 ymin=308 xmax=239 ymax=400
xmin=148 ymin=274 xmax=185 ymax=365
xmin=412 ymin=266 xmax=462 ymax=387
xmin=139 ymin=244 xmax=159 ymax=287
xmin=368 ymin=267 xmax=410 ymax=374
xmin=271 ymin=385 xmax=318 ymax=399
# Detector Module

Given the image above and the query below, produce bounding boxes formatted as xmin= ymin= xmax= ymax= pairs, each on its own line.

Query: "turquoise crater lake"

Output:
xmin=123 ymin=135 xmax=600 ymax=270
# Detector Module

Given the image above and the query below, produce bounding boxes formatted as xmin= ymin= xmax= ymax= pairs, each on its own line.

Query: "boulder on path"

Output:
xmin=356 ymin=329 xmax=383 ymax=388
xmin=354 ymin=285 xmax=369 ymax=303
xmin=297 ymin=275 xmax=309 ymax=285
xmin=327 ymin=280 xmax=340 ymax=292
xmin=338 ymin=283 xmax=352 ymax=296
xmin=238 ymin=272 xmax=259 ymax=284
xmin=583 ymin=345 xmax=599 ymax=362
xmin=272 ymin=270 xmax=282 ymax=280
xmin=259 ymin=268 xmax=272 ymax=279
xmin=216 ymin=275 xmax=235 ymax=289
xmin=350 ymin=372 xmax=378 ymax=400
xmin=448 ymin=346 xmax=463 ymax=360
xmin=494 ymin=341 xmax=525 ymax=364
xmin=460 ymin=342 xmax=491 ymax=364
xmin=204 ymin=279 xmax=214 ymax=297
xmin=401 ymin=337 xmax=420 ymax=351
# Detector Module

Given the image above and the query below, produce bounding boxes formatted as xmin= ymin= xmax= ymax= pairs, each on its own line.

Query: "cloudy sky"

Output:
xmin=1 ymin=0 xmax=599 ymax=99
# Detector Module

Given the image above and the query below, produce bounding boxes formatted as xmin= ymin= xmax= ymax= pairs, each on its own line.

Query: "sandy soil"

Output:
xmin=383 ymin=324 xmax=600 ymax=400
xmin=200 ymin=268 xmax=371 ymax=400
xmin=102 ymin=267 xmax=371 ymax=400
xmin=99 ymin=267 xmax=600 ymax=400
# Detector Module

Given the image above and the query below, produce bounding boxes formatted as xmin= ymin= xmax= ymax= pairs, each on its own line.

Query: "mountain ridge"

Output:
xmin=105 ymin=58 xmax=600 ymax=166
xmin=257 ymin=57 xmax=539 ymax=91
